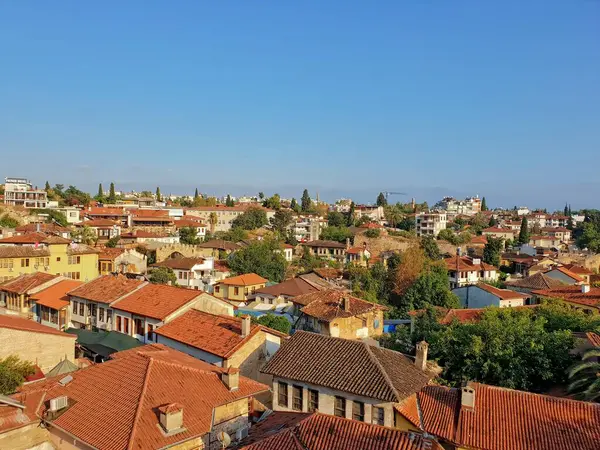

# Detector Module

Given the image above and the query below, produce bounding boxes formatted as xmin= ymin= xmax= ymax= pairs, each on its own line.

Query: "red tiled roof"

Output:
xmin=0 ymin=246 xmax=51 ymax=258
xmin=68 ymin=275 xmax=145 ymax=304
xmin=346 ymin=246 xmax=366 ymax=254
xmin=396 ymin=383 xmax=600 ymax=450
xmin=303 ymin=240 xmax=347 ymax=249
xmin=131 ymin=209 xmax=169 ymax=218
xmin=98 ymin=248 xmax=126 ymax=261
xmin=0 ymin=272 xmax=60 ymax=294
xmin=0 ymin=390 xmax=45 ymax=434
xmin=25 ymin=364 xmax=45 ymax=382
xmin=444 ymin=256 xmax=498 ymax=272
xmin=15 ymin=223 xmax=69 ymax=233
xmin=152 ymin=257 xmax=205 ymax=270
xmin=532 ymin=285 xmax=600 ymax=308
xmin=586 ymin=332 xmax=600 ymax=347
xmin=0 ymin=232 xmax=71 ymax=245
xmin=219 ymin=273 xmax=268 ymax=286
xmin=476 ymin=283 xmax=530 ymax=301
xmin=505 ymin=272 xmax=564 ymax=290
xmin=20 ymin=344 xmax=268 ymax=450
xmin=262 ymin=331 xmax=435 ymax=403
xmin=120 ymin=230 xmax=170 ymax=238
xmin=297 ymin=290 xmax=386 ymax=322
xmin=85 ymin=207 xmax=126 ymax=216
xmin=547 ymin=266 xmax=584 ymax=282
xmin=155 ymin=310 xmax=284 ymax=358
xmin=112 ymin=284 xmax=200 ymax=320
xmin=173 ymin=219 xmax=206 ymax=228
xmin=31 ymin=279 xmax=83 ymax=310
xmin=255 ymin=278 xmax=318 ymax=297
xmin=470 ymin=235 xmax=488 ymax=245
xmin=77 ymin=219 xmax=120 ymax=227
xmin=312 ymin=267 xmax=343 ymax=280
xmin=240 ymin=412 xmax=442 ymax=450
xmin=562 ymin=264 xmax=593 ymax=276
xmin=0 ymin=314 xmax=76 ymax=338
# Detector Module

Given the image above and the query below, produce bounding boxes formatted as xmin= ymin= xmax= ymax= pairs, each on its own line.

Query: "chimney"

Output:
xmin=241 ymin=315 xmax=251 ymax=338
xmin=158 ymin=403 xmax=184 ymax=433
xmin=36 ymin=222 xmax=41 ymax=233
xmin=582 ymin=284 xmax=591 ymax=294
xmin=342 ymin=296 xmax=351 ymax=312
xmin=461 ymin=384 xmax=476 ymax=410
xmin=222 ymin=367 xmax=239 ymax=391
xmin=415 ymin=341 xmax=428 ymax=371
xmin=346 ymin=238 xmax=351 ymax=249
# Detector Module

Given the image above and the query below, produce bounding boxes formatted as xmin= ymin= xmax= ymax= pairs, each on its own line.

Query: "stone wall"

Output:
xmin=0 ymin=328 xmax=75 ymax=373
xmin=155 ymin=243 xmax=210 ymax=262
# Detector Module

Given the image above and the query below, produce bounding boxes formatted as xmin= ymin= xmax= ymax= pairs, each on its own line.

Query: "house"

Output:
xmin=529 ymin=235 xmax=561 ymax=248
xmin=527 ymin=212 xmax=548 ymax=229
xmin=452 ymin=283 xmax=532 ymax=308
xmin=278 ymin=243 xmax=294 ymax=262
xmin=214 ymin=273 xmax=268 ymax=305
xmin=152 ymin=256 xmax=215 ymax=290
xmin=130 ymin=208 xmax=174 ymax=227
xmin=0 ymin=272 xmax=63 ymax=316
xmin=0 ymin=314 xmax=75 ymax=373
xmin=415 ymin=211 xmax=447 ymax=237
xmin=303 ymin=240 xmax=347 ymax=260
xmin=238 ymin=412 xmax=443 ymax=450
xmin=543 ymin=266 xmax=584 ymax=285
xmin=293 ymin=290 xmax=386 ymax=339
xmin=74 ymin=219 xmax=121 ymax=242
xmin=118 ymin=230 xmax=179 ymax=246
xmin=394 ymin=382 xmax=600 ymax=450
xmin=261 ymin=331 xmax=437 ymax=427
xmin=98 ymin=247 xmax=147 ymax=275
xmin=546 ymin=214 xmax=570 ymax=228
xmin=293 ymin=216 xmax=328 ymax=242
xmin=197 ymin=239 xmax=241 ymax=258
xmin=252 ymin=278 xmax=318 ymax=308
xmin=444 ymin=255 xmax=499 ymax=288
xmin=0 ymin=233 xmax=99 ymax=282
xmin=13 ymin=344 xmax=269 ymax=450
xmin=346 ymin=243 xmax=371 ymax=266
xmin=186 ymin=205 xmax=276 ymax=232
xmin=155 ymin=311 xmax=284 ymax=384
xmin=52 ymin=206 xmax=81 ymax=224
xmin=532 ymin=284 xmax=600 ymax=315
xmin=83 ymin=206 xmax=129 ymax=227
xmin=434 ymin=196 xmax=482 ymax=216
xmin=481 ymin=227 xmax=515 ymax=243
xmin=15 ymin=222 xmax=71 ymax=239
xmin=3 ymin=177 xmax=47 ymax=208
xmin=174 ymin=218 xmax=207 ymax=240
xmin=562 ymin=263 xmax=594 ymax=284
xmin=467 ymin=234 xmax=487 ymax=251
xmin=505 ymin=271 xmax=564 ymax=294
xmin=31 ymin=279 xmax=83 ymax=330
xmin=542 ymin=226 xmax=572 ymax=241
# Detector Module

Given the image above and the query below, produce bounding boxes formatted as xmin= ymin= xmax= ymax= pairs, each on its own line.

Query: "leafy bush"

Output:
xmin=255 ymin=313 xmax=292 ymax=334
xmin=364 ymin=229 xmax=381 ymax=238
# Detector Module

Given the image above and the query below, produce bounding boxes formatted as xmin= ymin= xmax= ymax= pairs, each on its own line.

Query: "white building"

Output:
xmin=293 ymin=216 xmax=328 ymax=242
xmin=444 ymin=255 xmax=499 ymax=289
xmin=434 ymin=196 xmax=481 ymax=216
xmin=3 ymin=177 xmax=48 ymax=208
xmin=152 ymin=257 xmax=216 ymax=290
xmin=517 ymin=207 xmax=530 ymax=216
xmin=415 ymin=212 xmax=447 ymax=237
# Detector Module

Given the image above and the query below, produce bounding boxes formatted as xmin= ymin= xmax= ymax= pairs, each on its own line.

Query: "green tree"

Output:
xmin=0 ymin=355 xmax=35 ymax=395
xmin=298 ymin=247 xmax=325 ymax=273
xmin=483 ymin=236 xmax=503 ymax=267
xmin=255 ymin=313 xmax=291 ymax=334
xmin=105 ymin=236 xmax=120 ymax=248
xmin=518 ymin=216 xmax=529 ymax=245
xmin=262 ymin=194 xmax=281 ymax=210
xmin=564 ymin=203 xmax=569 ymax=217
xmin=72 ymin=226 xmax=97 ymax=245
xmin=290 ymin=198 xmax=300 ymax=213
xmin=320 ymin=226 xmax=353 ymax=243
xmin=108 ymin=182 xmax=116 ymax=203
xmin=258 ymin=192 xmax=265 ymax=200
xmin=327 ymin=211 xmax=346 ymax=227
xmin=402 ymin=263 xmax=460 ymax=311
xmin=32 ymin=209 xmax=69 ymax=227
xmin=0 ymin=214 xmax=19 ymax=228
xmin=179 ymin=226 xmax=201 ymax=245
xmin=44 ymin=181 xmax=51 ymax=192
xmin=95 ymin=183 xmax=104 ymax=201
xmin=229 ymin=239 xmax=287 ymax=282
xmin=489 ymin=217 xmax=497 ymax=227
xmin=219 ymin=227 xmax=248 ymax=242
xmin=567 ymin=215 xmax=575 ymax=230
xmin=568 ymin=347 xmax=600 ymax=401
xmin=364 ymin=229 xmax=381 ymax=238
xmin=156 ymin=187 xmax=162 ymax=202
xmin=420 ymin=236 xmax=441 ymax=260
xmin=481 ymin=197 xmax=488 ymax=211
xmin=270 ymin=209 xmax=294 ymax=234
xmin=225 ymin=194 xmax=234 ymax=207
xmin=148 ymin=267 xmax=177 ymax=285
xmin=376 ymin=192 xmax=387 ymax=207
xmin=347 ymin=202 xmax=355 ymax=226
xmin=232 ymin=207 xmax=268 ymax=230
xmin=301 ymin=189 xmax=312 ymax=212
xmin=397 ymin=216 xmax=415 ymax=232
xmin=194 ymin=188 xmax=199 ymax=199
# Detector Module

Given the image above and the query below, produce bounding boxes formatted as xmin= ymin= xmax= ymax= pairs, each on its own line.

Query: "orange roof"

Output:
xmin=155 ymin=310 xmax=285 ymax=358
xmin=532 ymin=285 xmax=600 ymax=308
xmin=0 ymin=272 xmax=60 ymax=294
xmin=396 ymin=383 xmax=600 ymax=450
xmin=31 ymin=279 xmax=83 ymax=310
xmin=112 ymin=284 xmax=200 ymax=320
xmin=219 ymin=273 xmax=268 ymax=286
xmin=346 ymin=246 xmax=366 ymax=254
xmin=444 ymin=256 xmax=497 ymax=272
xmin=173 ymin=219 xmax=206 ymax=228
xmin=131 ymin=209 xmax=169 ymax=218
xmin=20 ymin=344 xmax=268 ymax=450
xmin=482 ymin=227 xmax=514 ymax=234
xmin=0 ymin=390 xmax=46 ymax=434
xmin=563 ymin=264 xmax=594 ymax=276
xmin=548 ymin=266 xmax=584 ymax=282
xmin=77 ymin=219 xmax=120 ymax=227
xmin=85 ymin=207 xmax=126 ymax=216
xmin=68 ymin=275 xmax=145 ymax=304
xmin=470 ymin=235 xmax=488 ymax=245
xmin=98 ymin=248 xmax=126 ymax=261
xmin=0 ymin=314 xmax=76 ymax=338
xmin=0 ymin=232 xmax=70 ymax=245
xmin=476 ymin=283 xmax=530 ymax=300
xmin=295 ymin=290 xmax=386 ymax=322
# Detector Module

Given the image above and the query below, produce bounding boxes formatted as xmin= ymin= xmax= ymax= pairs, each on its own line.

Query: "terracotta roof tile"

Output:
xmin=112 ymin=284 xmax=201 ymax=320
xmin=98 ymin=248 xmax=126 ymax=261
xmin=254 ymin=278 xmax=318 ymax=297
xmin=197 ymin=239 xmax=241 ymax=251
xmin=476 ymin=283 xmax=530 ymax=301
xmin=297 ymin=290 xmax=386 ymax=322
xmin=303 ymin=240 xmax=347 ymax=249
xmin=152 ymin=257 xmax=206 ymax=270
xmin=85 ymin=207 xmax=126 ymax=216
xmin=0 ymin=272 xmax=60 ymax=294
xmin=0 ymin=314 xmax=76 ymax=338
xmin=0 ymin=390 xmax=45 ymax=434
xmin=240 ymin=412 xmax=443 ymax=450
xmin=562 ymin=264 xmax=593 ymax=275
xmin=21 ymin=344 xmax=268 ymax=450
xmin=77 ymin=219 xmax=120 ymax=227
xmin=548 ymin=266 xmax=584 ymax=282
xmin=219 ymin=273 xmax=268 ymax=286
xmin=155 ymin=310 xmax=284 ymax=358
xmin=0 ymin=246 xmax=51 ymax=258
xmin=505 ymin=272 xmax=564 ymax=290
xmin=444 ymin=256 xmax=498 ymax=272
xmin=68 ymin=275 xmax=146 ymax=304
xmin=532 ymin=285 xmax=600 ymax=308
xmin=261 ymin=331 xmax=434 ymax=402
xmin=31 ymin=279 xmax=83 ymax=310
xmin=312 ymin=268 xmax=343 ymax=279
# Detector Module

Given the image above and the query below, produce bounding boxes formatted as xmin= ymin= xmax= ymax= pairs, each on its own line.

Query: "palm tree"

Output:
xmin=568 ymin=347 xmax=600 ymax=401
xmin=209 ymin=212 xmax=218 ymax=234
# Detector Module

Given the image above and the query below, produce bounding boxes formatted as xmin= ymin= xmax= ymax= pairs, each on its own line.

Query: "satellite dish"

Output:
xmin=217 ymin=431 xmax=231 ymax=448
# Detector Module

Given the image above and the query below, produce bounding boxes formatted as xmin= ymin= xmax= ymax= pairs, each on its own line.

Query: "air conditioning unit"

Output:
xmin=235 ymin=426 xmax=249 ymax=441
xmin=49 ymin=396 xmax=69 ymax=412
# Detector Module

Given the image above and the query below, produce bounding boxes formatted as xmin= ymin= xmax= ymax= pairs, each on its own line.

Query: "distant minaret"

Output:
xmin=411 ymin=198 xmax=416 ymax=209
xmin=316 ymin=192 xmax=320 ymax=204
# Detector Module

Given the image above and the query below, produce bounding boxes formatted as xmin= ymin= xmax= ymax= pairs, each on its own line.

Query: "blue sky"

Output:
xmin=0 ymin=1 xmax=598 ymax=209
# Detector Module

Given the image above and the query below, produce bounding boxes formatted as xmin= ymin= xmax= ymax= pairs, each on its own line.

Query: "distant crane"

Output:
xmin=382 ymin=191 xmax=407 ymax=202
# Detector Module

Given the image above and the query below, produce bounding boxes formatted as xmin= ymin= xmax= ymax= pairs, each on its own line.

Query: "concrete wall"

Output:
xmin=194 ymin=292 xmax=234 ymax=316
xmin=0 ymin=423 xmax=51 ymax=450
xmin=272 ymin=376 xmax=395 ymax=427
xmin=227 ymin=330 xmax=281 ymax=385
xmin=0 ymin=327 xmax=75 ymax=373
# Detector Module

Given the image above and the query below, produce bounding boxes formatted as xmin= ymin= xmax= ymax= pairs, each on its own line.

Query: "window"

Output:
xmin=123 ymin=317 xmax=129 ymax=334
xmin=90 ymin=303 xmax=97 ymax=318
xmin=21 ymin=258 xmax=29 ymax=267
xmin=372 ymin=407 xmax=385 ymax=426
xmin=98 ymin=307 xmax=104 ymax=322
xmin=107 ymin=309 xmax=113 ymax=323
xmin=334 ymin=396 xmax=346 ymax=417
xmin=72 ymin=301 xmax=78 ymax=315
xmin=352 ymin=401 xmax=365 ymax=422
xmin=135 ymin=318 xmax=144 ymax=336
xmin=292 ymin=386 xmax=303 ymax=411
xmin=308 ymin=389 xmax=319 ymax=413
xmin=116 ymin=315 xmax=122 ymax=332
xmin=215 ymin=286 xmax=220 ymax=294
xmin=278 ymin=382 xmax=288 ymax=407
xmin=234 ymin=287 xmax=239 ymax=296
xmin=56 ymin=257 xmax=61 ymax=262
xmin=79 ymin=303 xmax=84 ymax=316
xmin=147 ymin=323 xmax=155 ymax=342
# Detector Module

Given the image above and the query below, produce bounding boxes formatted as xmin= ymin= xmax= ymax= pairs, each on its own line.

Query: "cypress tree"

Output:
xmin=347 ymin=201 xmax=356 ymax=226
xmin=481 ymin=197 xmax=488 ymax=211
xmin=301 ymin=189 xmax=311 ymax=212
xmin=376 ymin=192 xmax=387 ymax=207
xmin=108 ymin=182 xmax=116 ymax=203
xmin=518 ymin=216 xmax=530 ymax=245
xmin=564 ymin=203 xmax=569 ymax=217
xmin=97 ymin=183 xmax=103 ymax=199
xmin=156 ymin=187 xmax=161 ymax=202
xmin=44 ymin=181 xmax=51 ymax=191
xmin=194 ymin=188 xmax=199 ymax=199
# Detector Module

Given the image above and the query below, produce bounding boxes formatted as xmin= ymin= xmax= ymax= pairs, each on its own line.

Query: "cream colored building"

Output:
xmin=415 ymin=212 xmax=447 ymax=237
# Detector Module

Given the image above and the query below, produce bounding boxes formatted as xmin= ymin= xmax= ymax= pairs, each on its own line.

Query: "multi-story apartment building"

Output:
xmin=444 ymin=255 xmax=499 ymax=289
xmin=434 ymin=196 xmax=481 ymax=216
xmin=185 ymin=205 xmax=275 ymax=232
xmin=415 ymin=211 xmax=447 ymax=237
xmin=293 ymin=216 xmax=328 ymax=242
xmin=3 ymin=177 xmax=47 ymax=208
